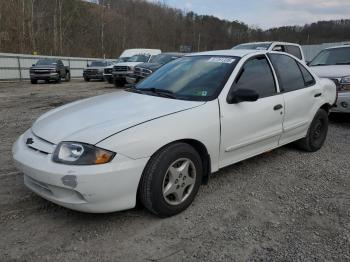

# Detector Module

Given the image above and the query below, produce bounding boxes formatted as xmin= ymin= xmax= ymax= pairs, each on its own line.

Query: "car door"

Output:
xmin=58 ymin=60 xmax=65 ymax=76
xmin=219 ymin=55 xmax=284 ymax=168
xmin=268 ymin=53 xmax=320 ymax=145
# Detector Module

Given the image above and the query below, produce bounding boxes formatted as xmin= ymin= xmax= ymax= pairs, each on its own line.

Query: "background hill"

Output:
xmin=0 ymin=0 xmax=349 ymax=58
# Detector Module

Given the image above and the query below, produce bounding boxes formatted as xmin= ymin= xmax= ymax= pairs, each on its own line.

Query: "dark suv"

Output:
xmin=126 ymin=53 xmax=184 ymax=84
xmin=30 ymin=59 xmax=70 ymax=84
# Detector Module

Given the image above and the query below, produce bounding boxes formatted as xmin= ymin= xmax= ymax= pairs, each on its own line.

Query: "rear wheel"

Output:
xmin=296 ymin=109 xmax=328 ymax=152
xmin=139 ymin=143 xmax=203 ymax=217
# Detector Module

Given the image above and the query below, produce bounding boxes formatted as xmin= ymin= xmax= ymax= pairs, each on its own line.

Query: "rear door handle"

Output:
xmin=273 ymin=104 xmax=283 ymax=111
xmin=314 ymin=93 xmax=322 ymax=98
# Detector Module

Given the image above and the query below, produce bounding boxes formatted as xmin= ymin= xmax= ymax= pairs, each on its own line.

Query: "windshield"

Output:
xmin=233 ymin=43 xmax=271 ymax=50
xmin=150 ymin=54 xmax=181 ymax=64
xmin=117 ymin=57 xmax=130 ymax=63
xmin=36 ymin=59 xmax=57 ymax=65
xmin=90 ymin=61 xmax=106 ymax=67
xmin=309 ymin=47 xmax=350 ymax=66
xmin=128 ymin=55 xmax=150 ymax=63
xmin=135 ymin=56 xmax=239 ymax=101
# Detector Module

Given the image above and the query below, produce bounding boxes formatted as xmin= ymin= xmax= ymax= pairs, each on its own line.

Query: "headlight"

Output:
xmin=50 ymin=68 xmax=57 ymax=73
xmin=53 ymin=142 xmax=116 ymax=165
xmin=340 ymin=76 xmax=350 ymax=84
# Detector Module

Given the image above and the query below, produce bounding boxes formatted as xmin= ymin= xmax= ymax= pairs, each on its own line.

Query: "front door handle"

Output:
xmin=314 ymin=93 xmax=322 ymax=98
xmin=273 ymin=104 xmax=283 ymax=111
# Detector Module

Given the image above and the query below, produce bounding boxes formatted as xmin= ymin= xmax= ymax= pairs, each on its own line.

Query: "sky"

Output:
xmin=147 ymin=0 xmax=350 ymax=29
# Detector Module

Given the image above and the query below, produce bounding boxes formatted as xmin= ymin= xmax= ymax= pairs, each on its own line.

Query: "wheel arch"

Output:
xmin=139 ymin=139 xmax=211 ymax=187
xmin=320 ymin=103 xmax=332 ymax=113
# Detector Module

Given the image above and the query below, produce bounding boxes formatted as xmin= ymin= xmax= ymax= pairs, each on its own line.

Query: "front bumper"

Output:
xmin=30 ymin=73 xmax=59 ymax=80
xmin=331 ymin=92 xmax=350 ymax=113
xmin=112 ymin=71 xmax=133 ymax=80
xmin=12 ymin=131 xmax=149 ymax=213
xmin=83 ymin=72 xmax=104 ymax=80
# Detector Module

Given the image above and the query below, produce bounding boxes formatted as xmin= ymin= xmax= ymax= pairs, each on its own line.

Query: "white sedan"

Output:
xmin=13 ymin=49 xmax=336 ymax=217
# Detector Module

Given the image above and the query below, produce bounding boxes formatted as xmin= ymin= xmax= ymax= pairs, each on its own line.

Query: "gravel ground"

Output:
xmin=0 ymin=80 xmax=349 ymax=262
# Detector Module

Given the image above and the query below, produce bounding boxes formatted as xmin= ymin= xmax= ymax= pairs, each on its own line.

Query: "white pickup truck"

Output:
xmin=111 ymin=49 xmax=161 ymax=87
xmin=13 ymin=49 xmax=336 ymax=217
xmin=233 ymin=42 xmax=305 ymax=62
xmin=103 ymin=49 xmax=159 ymax=84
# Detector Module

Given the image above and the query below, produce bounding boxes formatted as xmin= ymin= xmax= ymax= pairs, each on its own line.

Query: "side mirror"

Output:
xmin=306 ymin=61 xmax=311 ymax=66
xmin=32 ymin=64 xmax=35 ymax=67
xmin=227 ymin=88 xmax=259 ymax=104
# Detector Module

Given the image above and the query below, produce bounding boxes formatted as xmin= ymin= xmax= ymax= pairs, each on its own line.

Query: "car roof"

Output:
xmin=160 ymin=52 xmax=185 ymax=56
xmin=188 ymin=49 xmax=264 ymax=58
xmin=237 ymin=41 xmax=301 ymax=47
xmin=325 ymin=44 xmax=350 ymax=50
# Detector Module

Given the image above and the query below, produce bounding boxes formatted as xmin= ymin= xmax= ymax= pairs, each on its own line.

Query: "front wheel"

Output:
xmin=30 ymin=79 xmax=37 ymax=84
xmin=139 ymin=143 xmax=203 ymax=217
xmin=296 ymin=109 xmax=329 ymax=152
xmin=65 ymin=72 xmax=71 ymax=82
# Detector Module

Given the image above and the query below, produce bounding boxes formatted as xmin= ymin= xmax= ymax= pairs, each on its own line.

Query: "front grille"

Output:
xmin=114 ymin=66 xmax=128 ymax=72
xmin=104 ymin=68 xmax=113 ymax=74
xmin=134 ymin=67 xmax=152 ymax=78
xmin=34 ymin=70 xmax=51 ymax=74
xmin=86 ymin=69 xmax=99 ymax=73
xmin=25 ymin=131 xmax=55 ymax=155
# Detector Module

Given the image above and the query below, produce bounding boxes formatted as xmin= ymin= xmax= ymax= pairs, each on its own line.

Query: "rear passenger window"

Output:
xmin=298 ymin=63 xmax=316 ymax=87
xmin=233 ymin=56 xmax=276 ymax=98
xmin=286 ymin=45 xmax=302 ymax=60
xmin=268 ymin=54 xmax=305 ymax=92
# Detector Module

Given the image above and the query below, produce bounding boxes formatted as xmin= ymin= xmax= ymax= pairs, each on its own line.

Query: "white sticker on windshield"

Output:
xmin=208 ymin=57 xmax=235 ymax=64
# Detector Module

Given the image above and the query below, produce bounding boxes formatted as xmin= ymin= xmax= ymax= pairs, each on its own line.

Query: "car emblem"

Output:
xmin=26 ymin=138 xmax=34 ymax=145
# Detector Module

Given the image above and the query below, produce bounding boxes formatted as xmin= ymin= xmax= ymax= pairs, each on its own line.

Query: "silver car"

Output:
xmin=309 ymin=45 xmax=350 ymax=113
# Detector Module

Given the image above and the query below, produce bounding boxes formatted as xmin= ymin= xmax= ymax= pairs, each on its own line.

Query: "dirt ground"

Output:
xmin=0 ymin=80 xmax=349 ymax=262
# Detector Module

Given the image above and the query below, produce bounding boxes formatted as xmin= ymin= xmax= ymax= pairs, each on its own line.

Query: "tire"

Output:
xmin=30 ymin=79 xmax=37 ymax=84
xmin=65 ymin=72 xmax=71 ymax=82
xmin=139 ymin=143 xmax=203 ymax=217
xmin=114 ymin=77 xmax=126 ymax=88
xmin=84 ymin=77 xmax=90 ymax=82
xmin=56 ymin=75 xmax=61 ymax=83
xmin=107 ymin=77 xmax=113 ymax=84
xmin=296 ymin=109 xmax=329 ymax=152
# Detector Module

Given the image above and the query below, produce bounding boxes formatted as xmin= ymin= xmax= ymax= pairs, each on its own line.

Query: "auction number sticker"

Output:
xmin=208 ymin=57 xmax=235 ymax=64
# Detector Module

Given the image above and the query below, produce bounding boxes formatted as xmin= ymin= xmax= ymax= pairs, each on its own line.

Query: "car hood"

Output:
xmin=116 ymin=62 xmax=143 ymax=67
xmin=310 ymin=65 xmax=350 ymax=78
xmin=32 ymin=91 xmax=204 ymax=145
xmin=136 ymin=63 xmax=162 ymax=71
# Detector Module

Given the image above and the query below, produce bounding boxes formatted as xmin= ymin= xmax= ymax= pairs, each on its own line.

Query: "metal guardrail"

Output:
xmin=0 ymin=52 xmax=104 ymax=81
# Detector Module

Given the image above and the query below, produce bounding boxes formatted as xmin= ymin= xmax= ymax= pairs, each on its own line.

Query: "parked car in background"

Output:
xmin=309 ymin=45 xmax=350 ymax=113
xmin=104 ymin=49 xmax=159 ymax=84
xmin=83 ymin=60 xmax=112 ymax=82
xmin=13 ymin=49 xmax=336 ymax=217
xmin=30 ymin=59 xmax=70 ymax=84
xmin=233 ymin=42 xmax=305 ymax=61
xmin=126 ymin=52 xmax=185 ymax=84
xmin=112 ymin=49 xmax=161 ymax=87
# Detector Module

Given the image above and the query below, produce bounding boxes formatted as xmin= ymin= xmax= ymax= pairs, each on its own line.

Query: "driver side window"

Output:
xmin=233 ymin=56 xmax=277 ymax=98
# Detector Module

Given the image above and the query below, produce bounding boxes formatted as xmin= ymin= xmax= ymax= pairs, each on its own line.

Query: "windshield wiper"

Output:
xmin=335 ymin=62 xmax=350 ymax=65
xmin=139 ymin=87 xmax=176 ymax=98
